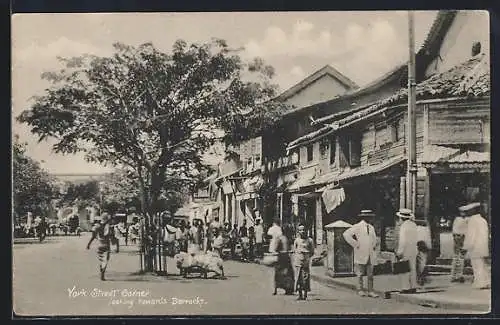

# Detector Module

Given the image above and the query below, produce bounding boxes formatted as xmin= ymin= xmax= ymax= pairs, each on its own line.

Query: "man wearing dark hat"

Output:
xmin=461 ymin=202 xmax=490 ymax=289
xmin=396 ymin=208 xmax=418 ymax=294
xmin=343 ymin=210 xmax=379 ymax=298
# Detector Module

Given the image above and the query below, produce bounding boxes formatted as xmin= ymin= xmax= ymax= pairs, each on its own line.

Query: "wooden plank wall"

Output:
xmin=428 ymin=100 xmax=490 ymax=145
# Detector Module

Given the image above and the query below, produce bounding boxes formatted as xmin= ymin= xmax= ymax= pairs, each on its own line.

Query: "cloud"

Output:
xmin=243 ymin=17 xmax=431 ymax=86
xmin=243 ymin=20 xmax=342 ymax=59
xmin=13 ymin=37 xmax=110 ymax=68
xmin=290 ymin=66 xmax=305 ymax=77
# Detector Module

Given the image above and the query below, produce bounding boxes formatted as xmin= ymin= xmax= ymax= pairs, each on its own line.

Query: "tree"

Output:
xmin=99 ymin=169 xmax=143 ymax=214
xmin=13 ymin=135 xmax=56 ymax=221
xmin=58 ymin=180 xmax=100 ymax=210
xmin=17 ymin=39 xmax=286 ymax=271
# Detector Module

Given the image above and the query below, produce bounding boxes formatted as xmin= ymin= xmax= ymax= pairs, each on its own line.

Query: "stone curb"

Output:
xmin=310 ymin=273 xmax=490 ymax=312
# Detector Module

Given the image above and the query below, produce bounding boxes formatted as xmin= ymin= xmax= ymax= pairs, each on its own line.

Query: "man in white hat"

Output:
xmin=461 ymin=202 xmax=490 ymax=289
xmin=343 ymin=210 xmax=379 ymax=298
xmin=396 ymin=208 xmax=418 ymax=294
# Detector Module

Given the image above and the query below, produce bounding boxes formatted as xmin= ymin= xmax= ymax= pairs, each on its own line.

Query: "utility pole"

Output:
xmin=407 ymin=11 xmax=417 ymax=213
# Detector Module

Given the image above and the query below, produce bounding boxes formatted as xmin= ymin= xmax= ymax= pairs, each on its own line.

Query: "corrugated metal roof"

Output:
xmin=286 ymin=167 xmax=318 ymax=192
xmin=421 ymin=145 xmax=460 ymax=163
xmin=448 ymin=151 xmax=490 ymax=163
xmin=333 ymin=156 xmax=405 ymax=182
xmin=287 ymin=54 xmax=490 ymax=151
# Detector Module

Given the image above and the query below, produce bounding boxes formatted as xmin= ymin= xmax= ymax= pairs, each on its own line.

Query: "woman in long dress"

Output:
xmin=293 ymin=224 xmax=315 ymax=300
xmin=272 ymin=223 xmax=295 ymax=295
xmin=87 ymin=213 xmax=113 ymax=281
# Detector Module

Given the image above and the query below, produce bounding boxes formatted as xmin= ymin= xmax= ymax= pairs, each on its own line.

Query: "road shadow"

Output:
xmin=104 ymin=271 xmax=231 ymax=283
xmin=13 ymin=239 xmax=61 ymax=245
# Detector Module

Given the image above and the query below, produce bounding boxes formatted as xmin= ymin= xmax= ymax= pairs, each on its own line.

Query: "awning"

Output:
xmin=331 ymin=156 xmax=406 ymax=182
xmin=236 ymin=174 xmax=264 ymax=197
xmin=322 ymin=187 xmax=346 ymax=213
xmin=287 ymin=166 xmax=317 ymax=192
xmin=422 ymin=148 xmax=490 ymax=170
xmin=421 ymin=145 xmax=460 ymax=163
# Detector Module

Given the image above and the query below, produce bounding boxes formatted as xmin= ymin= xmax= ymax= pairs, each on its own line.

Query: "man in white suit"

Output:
xmin=396 ymin=208 xmax=418 ymax=294
xmin=461 ymin=202 xmax=490 ymax=289
xmin=343 ymin=210 xmax=379 ymax=298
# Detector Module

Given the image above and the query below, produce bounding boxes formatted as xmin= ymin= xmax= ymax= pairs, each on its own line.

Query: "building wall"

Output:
xmin=425 ymin=11 xmax=490 ymax=78
xmin=427 ymin=99 xmax=490 ymax=145
xmin=283 ymin=75 xmax=350 ymax=109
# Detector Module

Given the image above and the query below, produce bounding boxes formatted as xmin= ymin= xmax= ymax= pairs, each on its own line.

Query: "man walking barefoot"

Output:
xmin=87 ymin=213 xmax=112 ymax=281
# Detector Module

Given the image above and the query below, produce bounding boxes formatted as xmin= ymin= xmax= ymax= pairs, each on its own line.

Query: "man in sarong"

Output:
xmin=293 ymin=224 xmax=314 ymax=300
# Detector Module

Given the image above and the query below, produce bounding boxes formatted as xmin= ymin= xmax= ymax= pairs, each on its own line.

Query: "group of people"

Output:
xmin=342 ymin=202 xmax=490 ymax=298
xmin=14 ymin=214 xmax=49 ymax=241
xmin=264 ymin=219 xmax=316 ymax=300
xmin=450 ymin=202 xmax=490 ymax=289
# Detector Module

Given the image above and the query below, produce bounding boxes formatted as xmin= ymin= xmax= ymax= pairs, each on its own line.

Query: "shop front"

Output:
xmin=234 ymin=174 xmax=265 ymax=227
xmin=320 ymin=156 xmax=406 ymax=251
xmin=422 ymin=148 xmax=490 ymax=257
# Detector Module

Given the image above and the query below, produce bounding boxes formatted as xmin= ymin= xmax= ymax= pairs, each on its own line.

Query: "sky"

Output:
xmin=12 ymin=11 xmax=438 ymax=174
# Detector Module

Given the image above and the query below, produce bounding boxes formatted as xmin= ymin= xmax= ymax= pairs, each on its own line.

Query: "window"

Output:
xmin=349 ymin=136 xmax=361 ymax=167
xmin=390 ymin=122 xmax=399 ymax=142
xmin=329 ymin=138 xmax=336 ymax=165
xmin=374 ymin=124 xmax=390 ymax=148
xmin=306 ymin=144 xmax=314 ymax=162
xmin=319 ymin=139 xmax=329 ymax=157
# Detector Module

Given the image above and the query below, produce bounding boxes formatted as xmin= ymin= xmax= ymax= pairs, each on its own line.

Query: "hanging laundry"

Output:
xmin=322 ymin=187 xmax=346 ymax=213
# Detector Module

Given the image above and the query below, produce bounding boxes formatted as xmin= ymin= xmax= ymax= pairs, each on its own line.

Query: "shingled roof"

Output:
xmin=287 ymin=53 xmax=490 ymax=150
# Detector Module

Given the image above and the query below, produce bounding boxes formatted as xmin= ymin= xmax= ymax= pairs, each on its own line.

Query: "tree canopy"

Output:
xmin=18 ymin=39 xmax=286 ymax=220
xmin=57 ymin=180 xmax=100 ymax=210
xmin=13 ymin=135 xmax=56 ymax=219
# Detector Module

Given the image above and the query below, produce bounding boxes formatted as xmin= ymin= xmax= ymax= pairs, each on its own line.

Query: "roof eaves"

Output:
xmin=277 ymin=64 xmax=358 ymax=101
xmin=419 ymin=10 xmax=458 ymax=56
xmin=287 ymin=54 xmax=489 ymax=151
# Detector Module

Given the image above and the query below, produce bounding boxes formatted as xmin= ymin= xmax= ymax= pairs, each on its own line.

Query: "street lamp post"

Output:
xmin=407 ymin=11 xmax=417 ymax=213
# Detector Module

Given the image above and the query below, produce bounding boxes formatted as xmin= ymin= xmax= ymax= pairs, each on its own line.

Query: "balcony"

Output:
xmin=263 ymin=152 xmax=299 ymax=173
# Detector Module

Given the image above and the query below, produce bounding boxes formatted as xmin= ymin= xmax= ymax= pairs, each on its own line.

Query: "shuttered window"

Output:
xmin=329 ymin=137 xmax=336 ymax=165
xmin=307 ymin=144 xmax=314 ymax=162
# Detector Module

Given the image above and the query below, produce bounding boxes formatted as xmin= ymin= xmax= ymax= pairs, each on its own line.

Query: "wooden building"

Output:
xmin=286 ymin=22 xmax=490 ymax=255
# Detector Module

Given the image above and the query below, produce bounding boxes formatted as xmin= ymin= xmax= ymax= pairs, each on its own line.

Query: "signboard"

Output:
xmin=333 ymin=229 xmax=354 ymax=274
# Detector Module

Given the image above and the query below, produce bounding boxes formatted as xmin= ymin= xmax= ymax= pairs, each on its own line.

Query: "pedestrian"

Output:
xmin=38 ymin=216 xmax=47 ymax=242
xmin=396 ymin=208 xmax=418 ymax=294
xmin=87 ymin=213 xmax=113 ymax=281
xmin=230 ymin=224 xmax=239 ymax=259
xmin=212 ymin=229 xmax=224 ymax=257
xmin=254 ymin=216 xmax=265 ymax=258
xmin=176 ymin=220 xmax=188 ymax=253
xmin=271 ymin=222 xmax=295 ymax=296
xmin=188 ymin=220 xmax=200 ymax=254
xmin=129 ymin=217 xmax=140 ymax=245
xmin=450 ymin=208 xmax=468 ymax=282
xmin=198 ymin=220 xmax=206 ymax=252
xmin=268 ymin=219 xmax=282 ymax=238
xmin=293 ymin=224 xmax=314 ymax=300
xmin=461 ymin=202 xmax=490 ymax=290
xmin=248 ymin=226 xmax=256 ymax=261
xmin=416 ymin=219 xmax=432 ymax=286
xmin=239 ymin=219 xmax=249 ymax=261
xmin=343 ymin=209 xmax=379 ymax=298
xmin=162 ymin=217 xmax=178 ymax=270
xmin=110 ymin=217 xmax=120 ymax=253
xmin=268 ymin=218 xmax=282 ymax=255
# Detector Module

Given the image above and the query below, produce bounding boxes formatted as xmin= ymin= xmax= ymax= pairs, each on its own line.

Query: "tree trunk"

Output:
xmin=138 ymin=175 xmax=154 ymax=273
